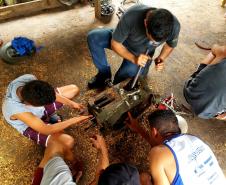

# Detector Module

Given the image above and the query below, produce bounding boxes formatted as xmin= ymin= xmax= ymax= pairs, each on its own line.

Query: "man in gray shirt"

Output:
xmin=32 ymin=134 xmax=150 ymax=185
xmin=184 ymin=44 xmax=226 ymax=120
xmin=87 ymin=4 xmax=180 ymax=88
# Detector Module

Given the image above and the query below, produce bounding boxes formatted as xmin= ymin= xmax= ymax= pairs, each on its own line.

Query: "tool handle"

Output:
xmin=131 ymin=49 xmax=150 ymax=89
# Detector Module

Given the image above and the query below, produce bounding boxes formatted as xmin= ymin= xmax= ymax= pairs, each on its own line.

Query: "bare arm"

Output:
xmin=157 ymin=43 xmax=174 ymax=61
xmin=200 ymin=52 xmax=215 ymax=65
xmin=148 ymin=148 xmax=171 ymax=185
xmin=13 ymin=112 xmax=91 ymax=135
xmin=111 ymin=39 xmax=136 ymax=63
xmin=154 ymin=43 xmax=174 ymax=71
xmin=111 ymin=39 xmax=150 ymax=67
xmin=89 ymin=135 xmax=109 ymax=185
xmin=56 ymin=93 xmax=84 ymax=110
xmin=56 ymin=93 xmax=74 ymax=106
xmin=132 ymin=124 xmax=153 ymax=146
xmin=126 ymin=112 xmax=154 ymax=146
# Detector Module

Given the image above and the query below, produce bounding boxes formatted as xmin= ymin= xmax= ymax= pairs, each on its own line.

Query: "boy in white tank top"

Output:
xmin=126 ymin=110 xmax=226 ymax=185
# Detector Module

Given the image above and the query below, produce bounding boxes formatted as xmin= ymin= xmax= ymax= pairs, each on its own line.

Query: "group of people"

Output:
xmin=1 ymin=3 xmax=226 ymax=185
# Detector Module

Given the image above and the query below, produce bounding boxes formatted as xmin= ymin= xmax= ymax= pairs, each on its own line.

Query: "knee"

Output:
xmin=64 ymin=135 xmax=75 ymax=149
xmin=58 ymin=134 xmax=75 ymax=150
xmin=87 ymin=28 xmax=111 ymax=46
xmin=69 ymin=84 xmax=80 ymax=97
xmin=87 ymin=29 xmax=100 ymax=45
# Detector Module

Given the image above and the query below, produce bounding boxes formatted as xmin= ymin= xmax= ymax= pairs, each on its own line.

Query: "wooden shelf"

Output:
xmin=0 ymin=0 xmax=62 ymax=21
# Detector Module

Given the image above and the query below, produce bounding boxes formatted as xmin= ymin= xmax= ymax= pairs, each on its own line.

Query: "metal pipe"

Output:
xmin=131 ymin=49 xmax=149 ymax=89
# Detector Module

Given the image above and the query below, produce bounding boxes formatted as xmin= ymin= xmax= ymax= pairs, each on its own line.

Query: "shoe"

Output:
xmin=88 ymin=72 xmax=111 ymax=89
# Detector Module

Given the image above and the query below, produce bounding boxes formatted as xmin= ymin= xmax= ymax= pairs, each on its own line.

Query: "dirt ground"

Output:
xmin=0 ymin=0 xmax=226 ymax=184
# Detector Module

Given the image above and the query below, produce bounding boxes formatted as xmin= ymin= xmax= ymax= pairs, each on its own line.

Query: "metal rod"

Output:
xmin=131 ymin=49 xmax=149 ymax=89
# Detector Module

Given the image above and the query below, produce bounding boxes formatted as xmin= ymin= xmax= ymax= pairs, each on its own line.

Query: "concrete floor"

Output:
xmin=0 ymin=0 xmax=226 ymax=184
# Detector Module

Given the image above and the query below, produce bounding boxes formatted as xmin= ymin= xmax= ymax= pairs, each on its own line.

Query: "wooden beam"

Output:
xmin=94 ymin=0 xmax=101 ymax=19
xmin=0 ymin=0 xmax=62 ymax=21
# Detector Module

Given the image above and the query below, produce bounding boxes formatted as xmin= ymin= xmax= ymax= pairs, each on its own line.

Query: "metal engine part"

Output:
xmin=88 ymin=77 xmax=153 ymax=130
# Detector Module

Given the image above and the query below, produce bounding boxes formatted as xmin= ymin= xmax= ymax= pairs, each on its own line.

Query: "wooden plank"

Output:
xmin=94 ymin=0 xmax=101 ymax=19
xmin=0 ymin=0 xmax=62 ymax=21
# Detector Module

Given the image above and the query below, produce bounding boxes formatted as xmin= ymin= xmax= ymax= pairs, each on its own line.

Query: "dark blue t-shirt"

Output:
xmin=184 ymin=59 xmax=226 ymax=119
xmin=112 ymin=4 xmax=180 ymax=56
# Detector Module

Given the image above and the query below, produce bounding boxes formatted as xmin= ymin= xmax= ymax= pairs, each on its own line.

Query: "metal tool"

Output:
xmin=88 ymin=77 xmax=153 ymax=130
xmin=131 ymin=49 xmax=150 ymax=89
xmin=159 ymin=93 xmax=191 ymax=116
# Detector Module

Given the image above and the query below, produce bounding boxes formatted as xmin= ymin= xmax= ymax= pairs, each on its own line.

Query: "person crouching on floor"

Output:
xmin=2 ymin=74 xmax=92 ymax=160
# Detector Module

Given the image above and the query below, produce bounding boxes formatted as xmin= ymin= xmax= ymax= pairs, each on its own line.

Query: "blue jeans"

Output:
xmin=87 ymin=28 xmax=153 ymax=84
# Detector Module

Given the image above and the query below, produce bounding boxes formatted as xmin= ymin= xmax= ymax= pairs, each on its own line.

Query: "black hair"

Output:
xmin=146 ymin=9 xmax=174 ymax=42
xmin=147 ymin=109 xmax=181 ymax=136
xmin=98 ymin=163 xmax=140 ymax=185
xmin=21 ymin=80 xmax=56 ymax=106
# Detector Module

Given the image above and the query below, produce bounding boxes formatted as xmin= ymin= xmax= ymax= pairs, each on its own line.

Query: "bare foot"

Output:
xmin=224 ymin=13 xmax=226 ymax=18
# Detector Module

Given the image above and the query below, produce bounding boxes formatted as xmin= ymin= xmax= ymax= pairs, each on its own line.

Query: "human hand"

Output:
xmin=215 ymin=113 xmax=226 ymax=121
xmin=70 ymin=102 xmax=85 ymax=111
xmin=135 ymin=54 xmax=151 ymax=67
xmin=90 ymin=134 xmax=107 ymax=151
xmin=154 ymin=57 xmax=164 ymax=71
xmin=125 ymin=112 xmax=140 ymax=133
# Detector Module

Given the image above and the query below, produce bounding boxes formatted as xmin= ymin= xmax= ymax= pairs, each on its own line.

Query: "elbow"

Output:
xmin=39 ymin=126 xmax=56 ymax=135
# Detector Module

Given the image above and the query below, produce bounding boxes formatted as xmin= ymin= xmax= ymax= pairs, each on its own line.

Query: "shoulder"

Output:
xmin=148 ymin=145 xmax=175 ymax=184
xmin=149 ymin=145 xmax=175 ymax=168
xmin=126 ymin=4 xmax=152 ymax=13
xmin=9 ymin=74 xmax=37 ymax=87
xmin=3 ymin=99 xmax=29 ymax=114
xmin=123 ymin=4 xmax=154 ymax=21
xmin=14 ymin=74 xmax=37 ymax=82
xmin=149 ymin=144 xmax=176 ymax=171
xmin=149 ymin=145 xmax=172 ymax=161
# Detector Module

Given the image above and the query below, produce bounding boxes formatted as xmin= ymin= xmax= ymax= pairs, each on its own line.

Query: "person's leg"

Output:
xmin=32 ymin=136 xmax=74 ymax=185
xmin=48 ymin=133 xmax=75 ymax=161
xmin=87 ymin=28 xmax=113 ymax=88
xmin=113 ymin=59 xmax=152 ymax=85
xmin=39 ymin=138 xmax=65 ymax=168
xmin=113 ymin=59 xmax=139 ymax=85
xmin=23 ymin=126 xmax=74 ymax=159
xmin=57 ymin=84 xmax=80 ymax=99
